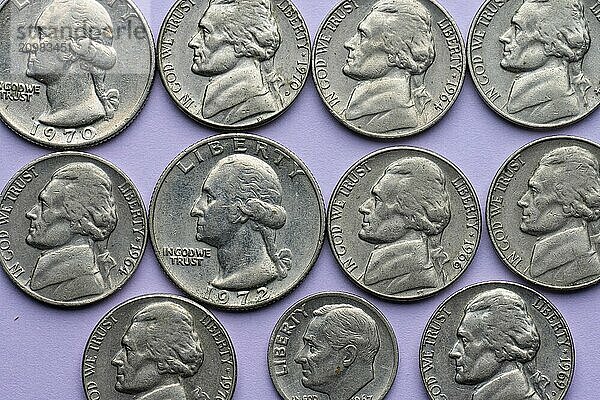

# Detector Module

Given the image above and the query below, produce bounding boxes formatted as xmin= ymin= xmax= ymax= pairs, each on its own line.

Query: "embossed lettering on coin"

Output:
xmin=487 ymin=136 xmax=600 ymax=289
xmin=328 ymin=147 xmax=480 ymax=300
xmin=313 ymin=0 xmax=465 ymax=137
xmin=0 ymin=152 xmax=147 ymax=306
xmin=150 ymin=133 xmax=325 ymax=310
xmin=269 ymin=292 xmax=398 ymax=400
xmin=420 ymin=282 xmax=574 ymax=400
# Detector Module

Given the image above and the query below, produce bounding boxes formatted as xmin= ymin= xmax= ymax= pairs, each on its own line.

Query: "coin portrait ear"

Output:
xmin=342 ymin=344 xmax=358 ymax=367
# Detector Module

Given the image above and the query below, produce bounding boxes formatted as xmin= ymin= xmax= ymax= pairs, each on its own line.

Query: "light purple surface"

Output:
xmin=1 ymin=0 xmax=599 ymax=398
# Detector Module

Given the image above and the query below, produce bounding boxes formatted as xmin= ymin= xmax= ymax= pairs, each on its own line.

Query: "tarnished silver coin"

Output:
xmin=149 ymin=133 xmax=325 ymax=310
xmin=0 ymin=152 xmax=147 ymax=306
xmin=468 ymin=0 xmax=600 ymax=129
xmin=0 ymin=0 xmax=155 ymax=148
xmin=487 ymin=136 xmax=600 ymax=290
xmin=312 ymin=0 xmax=466 ymax=138
xmin=157 ymin=0 xmax=310 ymax=130
xmin=328 ymin=147 xmax=481 ymax=301
xmin=82 ymin=294 xmax=236 ymax=400
xmin=420 ymin=281 xmax=574 ymax=400
xmin=268 ymin=292 xmax=398 ymax=400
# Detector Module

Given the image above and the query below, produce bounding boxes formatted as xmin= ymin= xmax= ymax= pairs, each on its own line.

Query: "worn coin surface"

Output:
xmin=149 ymin=133 xmax=325 ymax=310
xmin=328 ymin=147 xmax=481 ymax=301
xmin=157 ymin=0 xmax=311 ymax=130
xmin=268 ymin=292 xmax=398 ymax=400
xmin=0 ymin=152 xmax=147 ymax=306
xmin=420 ymin=281 xmax=575 ymax=400
xmin=468 ymin=0 xmax=600 ymax=129
xmin=487 ymin=136 xmax=600 ymax=290
xmin=82 ymin=294 xmax=237 ymax=400
xmin=0 ymin=0 xmax=155 ymax=148
xmin=312 ymin=0 xmax=466 ymax=138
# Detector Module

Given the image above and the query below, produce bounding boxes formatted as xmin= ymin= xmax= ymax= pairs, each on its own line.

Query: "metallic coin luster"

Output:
xmin=0 ymin=0 xmax=155 ymax=148
xmin=468 ymin=0 xmax=600 ymax=129
xmin=82 ymin=294 xmax=237 ymax=400
xmin=0 ymin=152 xmax=147 ymax=306
xmin=328 ymin=146 xmax=481 ymax=301
xmin=157 ymin=0 xmax=311 ymax=130
xmin=487 ymin=136 xmax=600 ymax=290
xmin=268 ymin=292 xmax=398 ymax=400
xmin=420 ymin=281 xmax=575 ymax=400
xmin=312 ymin=0 xmax=466 ymax=138
xmin=149 ymin=133 xmax=325 ymax=310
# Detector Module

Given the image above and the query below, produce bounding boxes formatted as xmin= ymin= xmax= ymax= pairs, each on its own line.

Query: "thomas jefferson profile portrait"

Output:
xmin=294 ymin=304 xmax=381 ymax=400
xmin=499 ymin=0 xmax=591 ymax=124
xmin=518 ymin=146 xmax=600 ymax=286
xmin=358 ymin=157 xmax=451 ymax=295
xmin=190 ymin=154 xmax=291 ymax=291
xmin=449 ymin=289 xmax=542 ymax=400
xmin=112 ymin=302 xmax=205 ymax=400
xmin=26 ymin=162 xmax=118 ymax=301
xmin=342 ymin=0 xmax=435 ymax=134
xmin=188 ymin=0 xmax=284 ymax=125
xmin=25 ymin=0 xmax=120 ymax=127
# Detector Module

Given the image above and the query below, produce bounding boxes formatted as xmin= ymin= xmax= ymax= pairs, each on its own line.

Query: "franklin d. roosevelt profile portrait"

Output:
xmin=112 ymin=302 xmax=205 ymax=400
xmin=358 ymin=157 xmax=451 ymax=295
xmin=449 ymin=289 xmax=542 ymax=400
xmin=518 ymin=146 xmax=600 ymax=286
xmin=294 ymin=304 xmax=381 ymax=400
xmin=188 ymin=0 xmax=284 ymax=125
xmin=499 ymin=0 xmax=591 ymax=124
xmin=26 ymin=162 xmax=118 ymax=302
xmin=342 ymin=0 xmax=436 ymax=134
xmin=190 ymin=154 xmax=292 ymax=291
xmin=25 ymin=0 xmax=120 ymax=127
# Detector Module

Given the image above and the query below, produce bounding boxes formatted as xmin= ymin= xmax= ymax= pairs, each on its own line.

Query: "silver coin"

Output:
xmin=157 ymin=0 xmax=311 ymax=130
xmin=487 ymin=135 xmax=600 ymax=290
xmin=467 ymin=0 xmax=600 ymax=129
xmin=82 ymin=293 xmax=237 ymax=400
xmin=0 ymin=0 xmax=155 ymax=148
xmin=0 ymin=151 xmax=147 ymax=306
xmin=149 ymin=133 xmax=325 ymax=310
xmin=420 ymin=281 xmax=575 ymax=400
xmin=268 ymin=291 xmax=398 ymax=400
xmin=328 ymin=146 xmax=481 ymax=301
xmin=312 ymin=0 xmax=466 ymax=138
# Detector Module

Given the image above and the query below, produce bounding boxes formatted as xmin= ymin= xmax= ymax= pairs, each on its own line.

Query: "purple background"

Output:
xmin=1 ymin=0 xmax=599 ymax=398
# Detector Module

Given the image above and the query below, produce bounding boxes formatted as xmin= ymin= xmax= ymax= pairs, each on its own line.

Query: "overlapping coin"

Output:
xmin=487 ymin=135 xmax=600 ymax=290
xmin=149 ymin=133 xmax=325 ymax=310
xmin=82 ymin=294 xmax=236 ymax=400
xmin=313 ymin=0 xmax=466 ymax=138
xmin=268 ymin=292 xmax=398 ymax=400
xmin=157 ymin=0 xmax=311 ymax=130
xmin=468 ymin=0 xmax=600 ymax=129
xmin=328 ymin=146 xmax=481 ymax=301
xmin=420 ymin=281 xmax=574 ymax=400
xmin=0 ymin=0 xmax=155 ymax=148
xmin=0 ymin=152 xmax=147 ymax=306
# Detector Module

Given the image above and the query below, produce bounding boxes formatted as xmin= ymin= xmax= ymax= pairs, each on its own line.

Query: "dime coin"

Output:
xmin=487 ymin=135 xmax=600 ymax=290
xmin=0 ymin=152 xmax=147 ymax=306
xmin=149 ymin=133 xmax=325 ymax=310
xmin=268 ymin=291 xmax=398 ymax=400
xmin=328 ymin=146 xmax=481 ymax=301
xmin=420 ymin=281 xmax=575 ymax=400
xmin=312 ymin=0 xmax=466 ymax=138
xmin=468 ymin=0 xmax=600 ymax=129
xmin=82 ymin=294 xmax=236 ymax=400
xmin=157 ymin=0 xmax=311 ymax=130
xmin=0 ymin=0 xmax=155 ymax=148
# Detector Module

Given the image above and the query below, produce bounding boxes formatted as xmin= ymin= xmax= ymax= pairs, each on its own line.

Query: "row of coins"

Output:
xmin=81 ymin=281 xmax=574 ymax=399
xmin=2 ymin=133 xmax=595 ymax=309
xmin=1 ymin=0 xmax=595 ymax=149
